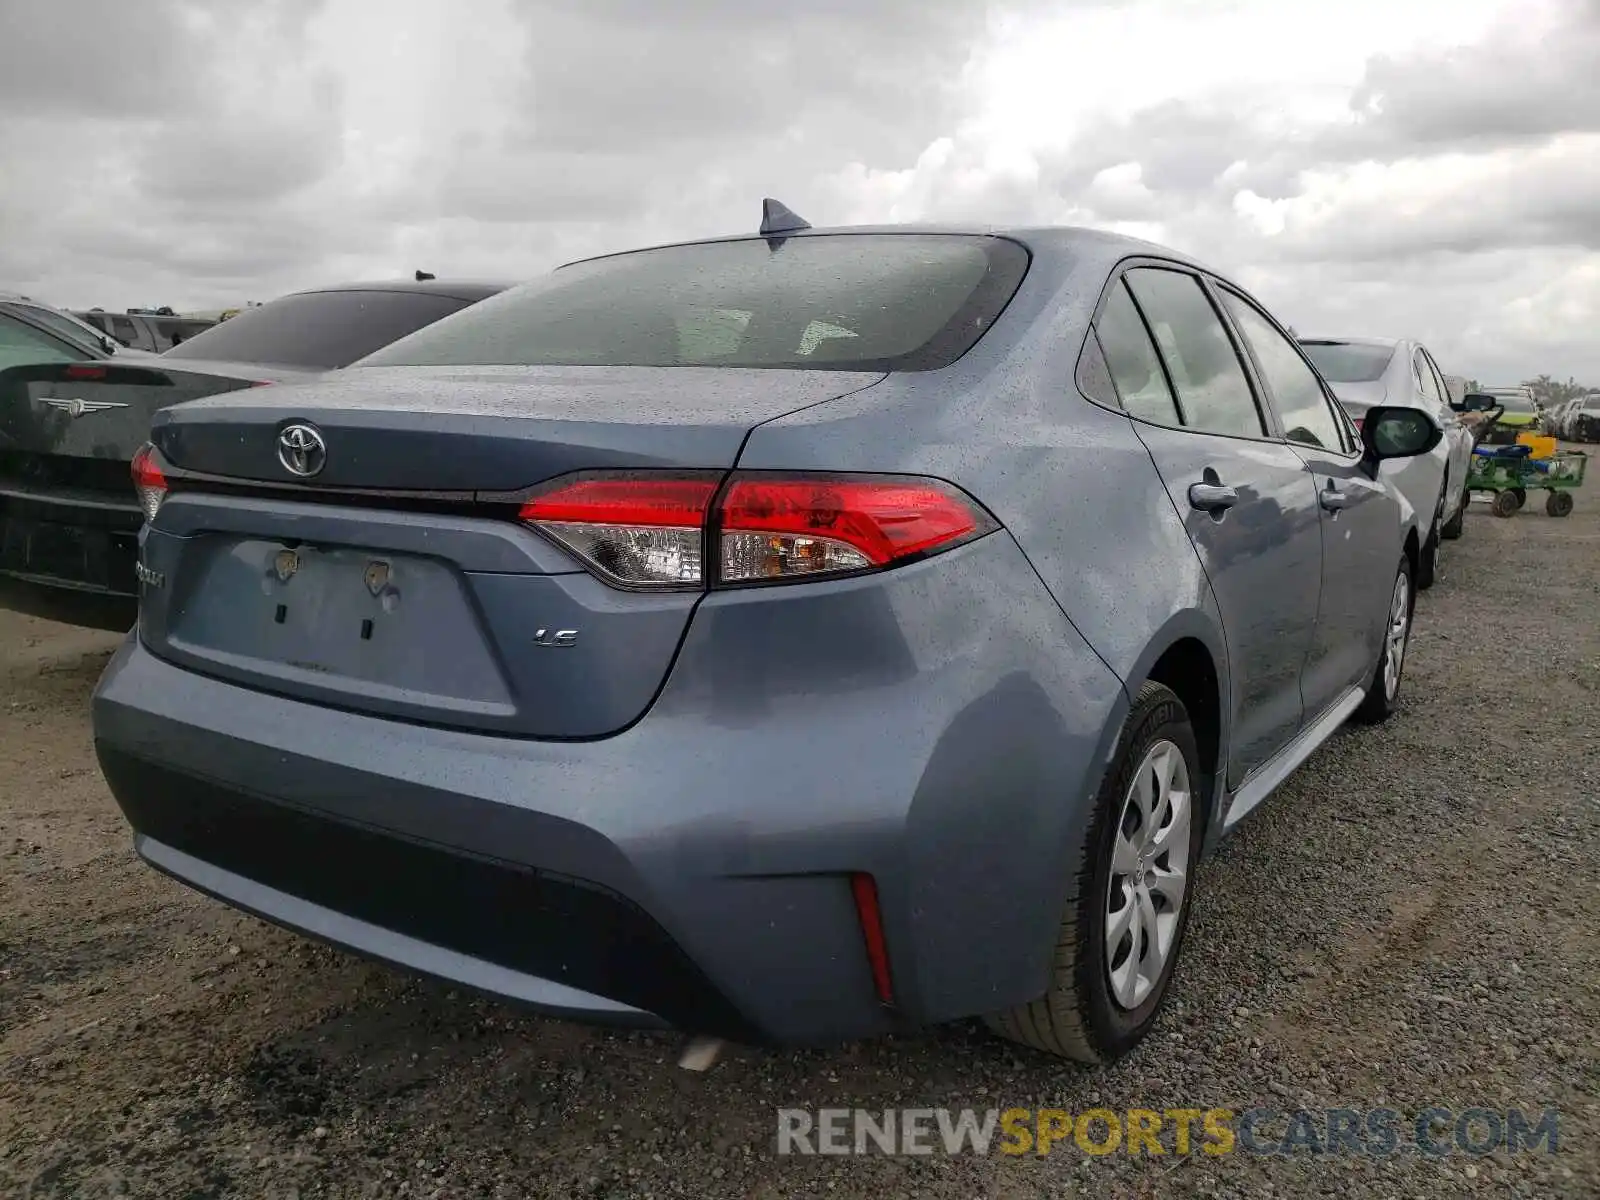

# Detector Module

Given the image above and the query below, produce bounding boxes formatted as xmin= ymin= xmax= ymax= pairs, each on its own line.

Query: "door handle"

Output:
xmin=1188 ymin=482 xmax=1240 ymax=513
xmin=1320 ymin=483 xmax=1348 ymax=511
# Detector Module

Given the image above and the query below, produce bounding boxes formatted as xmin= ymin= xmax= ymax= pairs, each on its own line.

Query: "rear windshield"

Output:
xmin=163 ymin=290 xmax=481 ymax=370
xmin=1297 ymin=340 xmax=1395 ymax=383
xmin=359 ymin=234 xmax=1031 ymax=372
xmin=8 ymin=304 xmax=108 ymax=355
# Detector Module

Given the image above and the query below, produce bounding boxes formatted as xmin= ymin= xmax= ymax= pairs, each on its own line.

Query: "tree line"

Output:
xmin=1465 ymin=375 xmax=1597 ymax=404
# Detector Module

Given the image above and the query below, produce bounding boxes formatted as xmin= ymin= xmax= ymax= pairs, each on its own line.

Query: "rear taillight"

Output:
xmin=718 ymin=476 xmax=988 ymax=582
xmin=520 ymin=475 xmax=720 ymax=588
xmin=517 ymin=471 xmax=996 ymax=589
xmin=130 ymin=443 xmax=168 ymax=521
xmin=64 ymin=365 xmax=108 ymax=381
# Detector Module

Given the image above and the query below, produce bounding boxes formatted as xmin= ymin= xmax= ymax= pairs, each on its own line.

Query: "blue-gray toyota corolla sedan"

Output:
xmin=93 ymin=210 xmax=1439 ymax=1062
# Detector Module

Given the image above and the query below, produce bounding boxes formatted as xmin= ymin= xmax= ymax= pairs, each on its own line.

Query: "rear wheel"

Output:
xmin=1439 ymin=482 xmax=1468 ymax=540
xmin=1491 ymin=490 xmax=1521 ymax=518
xmin=1416 ymin=490 xmax=1444 ymax=590
xmin=1353 ymin=556 xmax=1413 ymax=725
xmin=985 ymin=681 xmax=1203 ymax=1063
xmin=1546 ymin=491 xmax=1574 ymax=518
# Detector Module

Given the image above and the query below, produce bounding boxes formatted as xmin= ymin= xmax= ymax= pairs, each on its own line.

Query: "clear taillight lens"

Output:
xmin=130 ymin=443 xmax=168 ymax=522
xmin=518 ymin=471 xmax=996 ymax=590
xmin=519 ymin=475 xmax=720 ymax=587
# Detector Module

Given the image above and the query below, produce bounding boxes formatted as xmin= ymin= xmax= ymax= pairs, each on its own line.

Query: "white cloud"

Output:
xmin=819 ymin=0 xmax=1600 ymax=382
xmin=0 ymin=0 xmax=1596 ymax=384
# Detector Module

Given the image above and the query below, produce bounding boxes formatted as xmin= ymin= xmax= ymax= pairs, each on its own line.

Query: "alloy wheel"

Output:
xmin=1105 ymin=739 xmax=1192 ymax=1010
xmin=1383 ymin=572 xmax=1410 ymax=700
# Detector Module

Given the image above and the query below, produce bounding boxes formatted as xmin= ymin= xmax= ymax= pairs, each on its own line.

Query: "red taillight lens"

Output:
xmin=517 ymin=471 xmax=995 ymax=589
xmin=64 ymin=365 xmax=107 ymax=381
xmin=719 ymin=476 xmax=988 ymax=583
xmin=1351 ymin=416 xmax=1364 ymax=432
xmin=130 ymin=443 xmax=168 ymax=522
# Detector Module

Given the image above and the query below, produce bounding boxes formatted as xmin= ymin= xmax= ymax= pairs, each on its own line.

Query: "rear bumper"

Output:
xmin=92 ymin=532 xmax=1128 ymax=1044
xmin=103 ymin=745 xmax=741 ymax=1035
xmin=0 ymin=485 xmax=142 ymax=630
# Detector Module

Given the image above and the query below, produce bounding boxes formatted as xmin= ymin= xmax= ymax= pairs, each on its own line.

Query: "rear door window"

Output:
xmin=1413 ymin=350 xmax=1446 ymax=407
xmin=1093 ymin=280 xmax=1181 ymax=424
xmin=1123 ymin=268 xmax=1266 ymax=439
xmin=1217 ymin=289 xmax=1347 ymax=452
xmin=108 ymin=315 xmax=140 ymax=348
xmin=0 ymin=312 xmax=89 ymax=370
xmin=360 ymin=234 xmax=1032 ymax=372
xmin=10 ymin=305 xmax=107 ymax=355
xmin=1417 ymin=349 xmax=1456 ymax=417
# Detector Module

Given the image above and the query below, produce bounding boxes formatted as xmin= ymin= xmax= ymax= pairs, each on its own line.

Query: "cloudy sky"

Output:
xmin=2 ymin=0 xmax=1596 ymax=384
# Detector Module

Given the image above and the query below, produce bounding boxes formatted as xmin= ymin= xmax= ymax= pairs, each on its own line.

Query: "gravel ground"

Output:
xmin=2 ymin=476 xmax=1597 ymax=1199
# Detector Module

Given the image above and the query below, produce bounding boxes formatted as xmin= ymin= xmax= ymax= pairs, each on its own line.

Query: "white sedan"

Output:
xmin=1298 ymin=335 xmax=1477 ymax=590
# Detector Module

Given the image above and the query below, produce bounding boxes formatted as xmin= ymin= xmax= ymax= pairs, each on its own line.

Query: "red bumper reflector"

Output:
xmin=850 ymin=872 xmax=895 ymax=1006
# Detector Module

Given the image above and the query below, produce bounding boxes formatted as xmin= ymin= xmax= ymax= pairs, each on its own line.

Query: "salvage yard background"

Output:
xmin=2 ymin=485 xmax=1597 ymax=1199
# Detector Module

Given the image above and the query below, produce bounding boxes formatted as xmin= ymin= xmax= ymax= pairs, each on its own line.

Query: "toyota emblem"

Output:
xmin=277 ymin=423 xmax=327 ymax=478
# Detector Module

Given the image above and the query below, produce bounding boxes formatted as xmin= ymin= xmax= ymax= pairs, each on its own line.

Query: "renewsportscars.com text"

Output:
xmin=776 ymin=1106 xmax=1560 ymax=1159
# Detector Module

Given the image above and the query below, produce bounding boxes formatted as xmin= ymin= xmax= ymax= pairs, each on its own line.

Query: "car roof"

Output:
xmin=1295 ymin=334 xmax=1406 ymax=350
xmin=283 ymin=280 xmax=512 ymax=303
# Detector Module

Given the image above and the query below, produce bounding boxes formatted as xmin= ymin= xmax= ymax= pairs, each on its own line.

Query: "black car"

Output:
xmin=1 ymin=279 xmax=509 ymax=631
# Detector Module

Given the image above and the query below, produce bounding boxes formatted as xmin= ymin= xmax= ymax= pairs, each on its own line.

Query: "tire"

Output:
xmin=1509 ymin=487 xmax=1527 ymax=510
xmin=1416 ymin=491 xmax=1443 ymax=590
xmin=985 ymin=681 xmax=1203 ymax=1063
xmin=1491 ymin=490 xmax=1520 ymax=518
xmin=1546 ymin=491 xmax=1574 ymax=518
xmin=1439 ymin=483 xmax=1468 ymax=540
xmin=1352 ymin=555 xmax=1414 ymax=726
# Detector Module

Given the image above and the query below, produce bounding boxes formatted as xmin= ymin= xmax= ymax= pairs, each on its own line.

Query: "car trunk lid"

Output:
xmin=0 ymin=360 xmax=286 ymax=594
xmin=149 ymin=364 xmax=880 ymax=491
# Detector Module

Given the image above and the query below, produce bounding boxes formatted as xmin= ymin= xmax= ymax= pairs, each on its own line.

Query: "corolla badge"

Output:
xmin=277 ymin=422 xmax=327 ymax=477
xmin=41 ymin=397 xmax=128 ymax=418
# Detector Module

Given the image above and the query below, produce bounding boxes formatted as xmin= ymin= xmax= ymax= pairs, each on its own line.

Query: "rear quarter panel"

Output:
xmin=740 ymin=243 xmax=1223 ymax=692
xmin=737 ymin=241 xmax=1231 ymax=817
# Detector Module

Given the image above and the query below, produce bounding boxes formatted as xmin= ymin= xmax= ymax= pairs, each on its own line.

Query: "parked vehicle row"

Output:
xmin=68 ymin=206 xmax=1457 ymax=1066
xmin=1545 ymin=393 xmax=1600 ymax=442
xmin=72 ymin=309 xmax=216 ymax=353
xmin=0 ymin=279 xmax=509 ymax=630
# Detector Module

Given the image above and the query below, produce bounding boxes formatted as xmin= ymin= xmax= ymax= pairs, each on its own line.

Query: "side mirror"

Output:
xmin=1361 ymin=404 xmax=1442 ymax=464
xmin=1458 ymin=392 xmax=1497 ymax=412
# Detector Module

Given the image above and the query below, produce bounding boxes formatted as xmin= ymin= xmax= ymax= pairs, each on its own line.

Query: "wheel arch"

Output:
xmin=1118 ymin=610 xmax=1231 ymax=847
